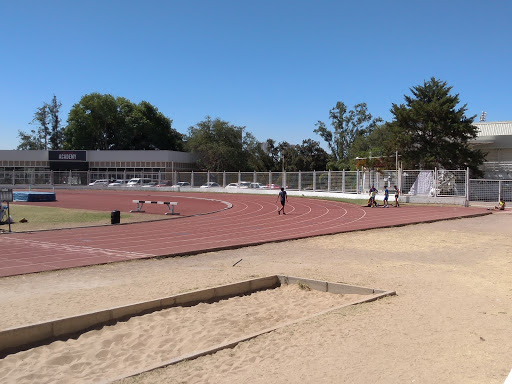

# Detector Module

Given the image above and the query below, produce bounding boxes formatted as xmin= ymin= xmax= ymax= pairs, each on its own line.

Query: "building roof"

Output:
xmin=472 ymin=121 xmax=512 ymax=148
xmin=473 ymin=121 xmax=512 ymax=137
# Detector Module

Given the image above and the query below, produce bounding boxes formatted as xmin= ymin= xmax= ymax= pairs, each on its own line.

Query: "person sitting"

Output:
xmin=495 ymin=198 xmax=506 ymax=210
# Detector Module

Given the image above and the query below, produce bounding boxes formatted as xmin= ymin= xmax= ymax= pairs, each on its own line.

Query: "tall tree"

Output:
xmin=296 ymin=139 xmax=329 ymax=171
xmin=32 ymin=103 xmax=50 ymax=149
xmin=390 ymin=77 xmax=485 ymax=174
xmin=348 ymin=122 xmax=401 ymax=170
xmin=64 ymin=93 xmax=183 ymax=150
xmin=17 ymin=129 xmax=44 ymax=150
xmin=314 ymin=102 xmax=382 ymax=170
xmin=186 ymin=116 xmax=252 ymax=171
xmin=48 ymin=95 xmax=64 ymax=149
xmin=17 ymin=96 xmax=64 ymax=150
xmin=246 ymin=139 xmax=274 ymax=171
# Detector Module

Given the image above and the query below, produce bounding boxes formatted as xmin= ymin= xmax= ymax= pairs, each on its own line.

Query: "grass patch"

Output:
xmin=297 ymin=281 xmax=312 ymax=291
xmin=1 ymin=205 xmax=169 ymax=232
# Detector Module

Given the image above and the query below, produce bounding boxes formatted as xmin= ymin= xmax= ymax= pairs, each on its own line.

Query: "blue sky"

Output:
xmin=1 ymin=0 xmax=511 ymax=150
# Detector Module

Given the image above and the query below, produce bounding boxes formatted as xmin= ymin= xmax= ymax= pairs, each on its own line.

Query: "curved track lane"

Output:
xmin=0 ymin=190 xmax=489 ymax=277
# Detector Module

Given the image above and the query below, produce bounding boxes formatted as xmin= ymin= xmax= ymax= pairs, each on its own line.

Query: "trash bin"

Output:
xmin=111 ymin=210 xmax=120 ymax=225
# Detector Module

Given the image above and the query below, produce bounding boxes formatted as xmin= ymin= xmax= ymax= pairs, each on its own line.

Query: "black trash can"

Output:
xmin=111 ymin=210 xmax=120 ymax=224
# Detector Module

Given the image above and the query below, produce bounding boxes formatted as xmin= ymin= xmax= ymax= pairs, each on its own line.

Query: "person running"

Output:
xmin=276 ymin=187 xmax=288 ymax=215
xmin=494 ymin=198 xmax=506 ymax=210
xmin=383 ymin=185 xmax=389 ymax=207
xmin=394 ymin=185 xmax=400 ymax=207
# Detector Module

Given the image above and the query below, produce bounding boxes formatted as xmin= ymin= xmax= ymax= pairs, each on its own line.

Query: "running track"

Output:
xmin=0 ymin=189 xmax=489 ymax=278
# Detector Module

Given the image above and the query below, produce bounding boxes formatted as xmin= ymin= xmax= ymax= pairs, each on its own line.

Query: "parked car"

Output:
xmin=238 ymin=181 xmax=251 ymax=189
xmin=200 ymin=182 xmax=220 ymax=188
xmin=249 ymin=182 xmax=266 ymax=189
xmin=155 ymin=180 xmax=172 ymax=187
xmin=126 ymin=178 xmax=153 ymax=187
xmin=108 ymin=179 xmax=128 ymax=187
xmin=265 ymin=184 xmax=281 ymax=189
xmin=142 ymin=181 xmax=158 ymax=188
xmin=88 ymin=179 xmax=109 ymax=186
xmin=225 ymin=183 xmax=240 ymax=189
xmin=172 ymin=181 xmax=191 ymax=187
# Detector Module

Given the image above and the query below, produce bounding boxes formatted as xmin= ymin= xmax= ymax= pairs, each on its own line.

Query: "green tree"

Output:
xmin=17 ymin=129 xmax=44 ymax=150
xmin=257 ymin=139 xmax=281 ymax=171
xmin=17 ymin=96 xmax=64 ymax=150
xmin=389 ymin=77 xmax=485 ymax=174
xmin=64 ymin=93 xmax=183 ymax=150
xmin=348 ymin=122 xmax=401 ymax=170
xmin=48 ymin=95 xmax=64 ymax=149
xmin=296 ymin=139 xmax=329 ymax=171
xmin=186 ymin=116 xmax=253 ymax=171
xmin=64 ymin=93 xmax=120 ymax=149
xmin=314 ymin=102 xmax=382 ymax=170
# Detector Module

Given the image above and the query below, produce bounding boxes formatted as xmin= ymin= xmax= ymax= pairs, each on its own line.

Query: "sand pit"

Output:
xmin=0 ymin=284 xmax=371 ymax=384
xmin=0 ymin=212 xmax=511 ymax=383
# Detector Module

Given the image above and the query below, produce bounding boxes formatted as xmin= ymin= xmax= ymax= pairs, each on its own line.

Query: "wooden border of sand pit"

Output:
xmin=0 ymin=275 xmax=395 ymax=377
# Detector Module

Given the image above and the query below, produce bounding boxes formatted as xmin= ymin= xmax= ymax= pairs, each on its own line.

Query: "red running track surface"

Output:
xmin=0 ymin=189 xmax=489 ymax=277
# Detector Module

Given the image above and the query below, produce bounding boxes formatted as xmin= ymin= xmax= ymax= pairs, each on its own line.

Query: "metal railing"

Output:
xmin=0 ymin=168 xmax=469 ymax=196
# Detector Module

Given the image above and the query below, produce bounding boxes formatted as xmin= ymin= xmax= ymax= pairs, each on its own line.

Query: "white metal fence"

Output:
xmin=0 ymin=168 xmax=476 ymax=197
xmin=469 ymin=179 xmax=512 ymax=202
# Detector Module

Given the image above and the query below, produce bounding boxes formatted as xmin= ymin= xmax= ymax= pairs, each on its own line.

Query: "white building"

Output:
xmin=0 ymin=149 xmax=196 ymax=173
xmin=472 ymin=121 xmax=512 ymax=179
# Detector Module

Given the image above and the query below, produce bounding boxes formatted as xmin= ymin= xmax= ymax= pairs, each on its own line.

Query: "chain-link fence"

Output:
xmin=469 ymin=179 xmax=512 ymax=202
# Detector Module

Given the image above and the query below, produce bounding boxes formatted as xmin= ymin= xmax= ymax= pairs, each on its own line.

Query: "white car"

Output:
xmin=126 ymin=178 xmax=153 ymax=187
xmin=88 ymin=179 xmax=109 ymax=186
xmin=225 ymin=183 xmax=240 ymax=189
xmin=172 ymin=181 xmax=191 ymax=187
xmin=108 ymin=179 xmax=128 ymax=187
xmin=249 ymin=182 xmax=266 ymax=189
xmin=238 ymin=181 xmax=251 ymax=189
xmin=200 ymin=182 xmax=220 ymax=188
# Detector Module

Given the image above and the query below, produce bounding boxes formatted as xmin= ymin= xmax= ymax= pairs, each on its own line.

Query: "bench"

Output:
xmin=130 ymin=200 xmax=179 ymax=215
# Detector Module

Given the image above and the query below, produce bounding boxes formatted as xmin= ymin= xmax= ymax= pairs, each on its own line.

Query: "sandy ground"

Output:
xmin=0 ymin=212 xmax=511 ymax=383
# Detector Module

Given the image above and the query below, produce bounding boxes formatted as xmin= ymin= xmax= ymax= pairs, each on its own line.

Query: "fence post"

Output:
xmin=434 ymin=167 xmax=437 ymax=197
xmin=328 ymin=170 xmax=331 ymax=192
xmin=356 ymin=170 xmax=360 ymax=194
xmin=191 ymin=171 xmax=194 ymax=187
xmin=499 ymin=180 xmax=502 ymax=202
xmin=313 ymin=170 xmax=316 ymax=192
xmin=223 ymin=171 xmax=226 ymax=187
xmin=298 ymin=170 xmax=302 ymax=191
xmin=283 ymin=170 xmax=287 ymax=190
xmin=465 ymin=167 xmax=470 ymax=206
xmin=398 ymin=168 xmax=402 ymax=194
xmin=12 ymin=169 xmax=15 ymax=185
xmin=342 ymin=170 xmax=345 ymax=193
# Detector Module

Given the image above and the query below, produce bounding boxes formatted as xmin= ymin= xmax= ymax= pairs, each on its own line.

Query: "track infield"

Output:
xmin=0 ymin=189 xmax=490 ymax=277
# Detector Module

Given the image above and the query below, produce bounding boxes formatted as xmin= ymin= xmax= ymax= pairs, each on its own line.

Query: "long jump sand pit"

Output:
xmin=0 ymin=276 xmax=394 ymax=384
